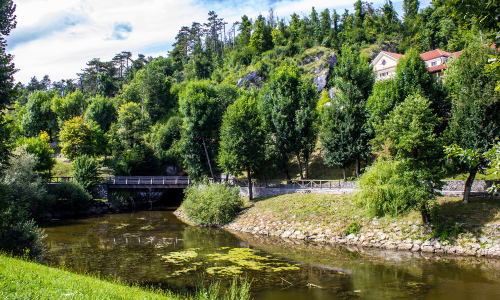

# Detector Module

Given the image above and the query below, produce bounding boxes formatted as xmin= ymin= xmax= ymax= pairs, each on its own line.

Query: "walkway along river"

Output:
xmin=41 ymin=205 xmax=500 ymax=300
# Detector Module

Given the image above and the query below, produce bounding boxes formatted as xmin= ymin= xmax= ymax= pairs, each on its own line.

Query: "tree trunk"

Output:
xmin=463 ymin=170 xmax=477 ymax=204
xmin=296 ymin=153 xmax=304 ymax=180
xmin=421 ymin=204 xmax=431 ymax=224
xmin=342 ymin=167 xmax=347 ymax=182
xmin=248 ymin=168 xmax=253 ymax=201
xmin=305 ymin=158 xmax=309 ymax=180
xmin=284 ymin=170 xmax=291 ymax=184
xmin=355 ymin=156 xmax=360 ymax=178
xmin=202 ymin=137 xmax=215 ymax=179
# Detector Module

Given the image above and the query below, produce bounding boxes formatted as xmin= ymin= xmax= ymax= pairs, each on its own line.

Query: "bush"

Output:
xmin=50 ymin=182 xmax=93 ymax=213
xmin=1 ymin=146 xmax=52 ymax=218
xmin=73 ymin=155 xmax=101 ymax=190
xmin=355 ymin=158 xmax=435 ymax=217
xmin=0 ymin=187 xmax=46 ymax=258
xmin=344 ymin=222 xmax=360 ymax=236
xmin=182 ymin=181 xmax=242 ymax=226
xmin=115 ymin=143 xmax=160 ymax=176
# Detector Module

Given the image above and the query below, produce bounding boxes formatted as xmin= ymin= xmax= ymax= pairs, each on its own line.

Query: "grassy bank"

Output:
xmin=226 ymin=193 xmax=500 ymax=249
xmin=0 ymin=254 xmax=176 ymax=299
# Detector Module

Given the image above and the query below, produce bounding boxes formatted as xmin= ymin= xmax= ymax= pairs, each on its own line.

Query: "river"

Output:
xmin=40 ymin=207 xmax=500 ymax=299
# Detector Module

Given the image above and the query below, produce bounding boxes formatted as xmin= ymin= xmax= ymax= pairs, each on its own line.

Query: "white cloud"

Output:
xmin=6 ymin=0 xmax=431 ymax=84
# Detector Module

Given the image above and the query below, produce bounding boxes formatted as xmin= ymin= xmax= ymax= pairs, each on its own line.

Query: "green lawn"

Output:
xmin=0 ymin=255 xmax=177 ymax=299
xmin=51 ymin=157 xmax=73 ymax=177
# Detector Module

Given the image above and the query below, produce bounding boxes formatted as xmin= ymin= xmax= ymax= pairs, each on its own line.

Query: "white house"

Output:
xmin=371 ymin=49 xmax=461 ymax=81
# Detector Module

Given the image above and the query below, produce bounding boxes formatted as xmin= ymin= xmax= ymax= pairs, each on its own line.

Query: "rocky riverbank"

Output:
xmin=221 ymin=193 xmax=500 ymax=259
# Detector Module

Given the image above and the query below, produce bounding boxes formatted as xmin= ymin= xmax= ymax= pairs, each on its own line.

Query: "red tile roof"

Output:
xmin=381 ymin=50 xmax=405 ymax=59
xmin=419 ymin=49 xmax=452 ymax=61
xmin=428 ymin=64 xmax=446 ymax=73
xmin=451 ymin=51 xmax=461 ymax=58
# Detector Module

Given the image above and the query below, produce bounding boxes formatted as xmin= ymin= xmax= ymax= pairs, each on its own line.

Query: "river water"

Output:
xmin=41 ymin=208 xmax=500 ymax=299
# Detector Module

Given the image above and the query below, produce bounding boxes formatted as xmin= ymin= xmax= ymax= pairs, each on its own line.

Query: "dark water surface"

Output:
xmin=41 ymin=208 xmax=500 ymax=299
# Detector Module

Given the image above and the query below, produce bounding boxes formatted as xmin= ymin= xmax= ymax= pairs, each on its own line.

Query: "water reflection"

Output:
xmin=41 ymin=209 xmax=500 ymax=300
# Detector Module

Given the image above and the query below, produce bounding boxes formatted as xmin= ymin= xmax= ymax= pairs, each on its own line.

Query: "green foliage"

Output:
xmin=115 ymin=142 xmax=160 ymax=176
xmin=148 ymin=116 xmax=182 ymax=152
xmin=1 ymin=146 xmax=53 ymax=218
xmin=73 ymin=155 xmax=101 ymax=190
xmin=182 ymin=181 xmax=242 ymax=226
xmin=59 ymin=116 xmax=107 ymax=160
xmin=355 ymin=158 xmax=436 ymax=217
xmin=373 ymin=93 xmax=443 ymax=176
xmin=116 ymin=102 xmax=151 ymax=149
xmin=15 ymin=131 xmax=55 ymax=176
xmin=366 ymin=78 xmax=399 ymax=128
xmin=21 ymin=91 xmax=58 ymax=139
xmin=50 ymin=182 xmax=93 ymax=212
xmin=343 ymin=221 xmax=360 ymax=236
xmin=0 ymin=186 xmax=46 ymax=258
xmin=261 ymin=61 xmax=317 ymax=178
xmin=444 ymin=43 xmax=500 ymax=197
xmin=84 ymin=95 xmax=117 ymax=132
xmin=50 ymin=90 xmax=86 ymax=127
xmin=180 ymin=81 xmax=227 ymax=179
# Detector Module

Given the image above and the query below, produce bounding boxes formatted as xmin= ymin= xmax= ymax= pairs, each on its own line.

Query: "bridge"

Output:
xmin=47 ymin=176 xmax=344 ymax=190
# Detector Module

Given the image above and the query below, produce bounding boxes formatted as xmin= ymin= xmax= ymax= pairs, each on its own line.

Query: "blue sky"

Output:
xmin=6 ymin=0 xmax=431 ymax=84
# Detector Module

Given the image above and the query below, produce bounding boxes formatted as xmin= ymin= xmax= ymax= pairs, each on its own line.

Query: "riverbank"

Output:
xmin=0 ymin=254 xmax=176 ymax=299
xmin=221 ymin=193 xmax=500 ymax=258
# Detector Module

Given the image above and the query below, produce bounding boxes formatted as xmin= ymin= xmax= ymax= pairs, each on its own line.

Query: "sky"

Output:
xmin=6 ymin=0 xmax=431 ymax=84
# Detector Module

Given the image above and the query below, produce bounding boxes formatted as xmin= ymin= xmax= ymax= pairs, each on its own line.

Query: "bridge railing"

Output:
xmin=47 ymin=176 xmax=342 ymax=189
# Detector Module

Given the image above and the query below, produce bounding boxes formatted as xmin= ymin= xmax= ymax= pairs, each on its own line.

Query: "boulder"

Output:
xmin=327 ymin=52 xmax=337 ymax=68
xmin=236 ymin=70 xmax=259 ymax=87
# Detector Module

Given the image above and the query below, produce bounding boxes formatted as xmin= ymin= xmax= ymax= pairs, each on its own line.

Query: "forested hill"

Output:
xmin=6 ymin=0 xmax=499 ymax=185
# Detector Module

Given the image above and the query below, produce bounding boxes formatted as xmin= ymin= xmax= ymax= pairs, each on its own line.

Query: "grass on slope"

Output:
xmin=51 ymin=158 xmax=73 ymax=177
xmin=235 ymin=193 xmax=500 ymax=237
xmin=0 ymin=254 xmax=175 ymax=299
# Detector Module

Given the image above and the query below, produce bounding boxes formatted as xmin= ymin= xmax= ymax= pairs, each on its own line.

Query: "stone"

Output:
xmin=313 ymin=69 xmax=329 ymax=92
xmin=398 ymin=244 xmax=413 ymax=251
xmin=455 ymin=246 xmax=465 ymax=254
xmin=281 ymin=231 xmax=293 ymax=238
xmin=422 ymin=246 xmax=435 ymax=253
xmin=479 ymin=236 xmax=488 ymax=244
xmin=414 ymin=240 xmax=422 ymax=246
xmin=326 ymin=52 xmax=337 ymax=68
xmin=411 ymin=244 xmax=421 ymax=252
xmin=236 ymin=70 xmax=259 ymax=87
xmin=386 ymin=244 xmax=398 ymax=250
xmin=434 ymin=242 xmax=442 ymax=249
xmin=346 ymin=233 xmax=356 ymax=240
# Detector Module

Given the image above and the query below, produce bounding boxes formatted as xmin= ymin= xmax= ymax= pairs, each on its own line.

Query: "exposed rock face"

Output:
xmin=326 ymin=52 xmax=337 ymax=68
xmin=314 ymin=68 xmax=329 ymax=92
xmin=328 ymin=87 xmax=336 ymax=99
xmin=236 ymin=70 xmax=263 ymax=89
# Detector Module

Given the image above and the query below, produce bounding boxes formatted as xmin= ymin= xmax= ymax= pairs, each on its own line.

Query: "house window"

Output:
xmin=382 ymin=59 xmax=386 ymax=65
xmin=431 ymin=61 xmax=437 ymax=66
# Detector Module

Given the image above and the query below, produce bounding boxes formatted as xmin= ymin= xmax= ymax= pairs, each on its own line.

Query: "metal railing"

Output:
xmin=46 ymin=176 xmax=342 ymax=189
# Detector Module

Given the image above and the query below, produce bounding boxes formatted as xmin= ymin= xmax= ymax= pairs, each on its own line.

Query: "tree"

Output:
xmin=15 ymin=131 xmax=55 ymax=177
xmin=73 ymin=154 xmax=101 ymax=191
xmin=51 ymin=90 xmax=86 ymax=128
xmin=219 ymin=95 xmax=265 ymax=200
xmin=59 ymin=116 xmax=107 ymax=160
xmin=180 ymin=81 xmax=227 ymax=180
xmin=444 ymin=43 xmax=500 ymax=203
xmin=148 ymin=116 xmax=182 ymax=152
xmin=21 ymin=91 xmax=58 ymax=140
xmin=84 ymin=95 xmax=117 ymax=133
xmin=238 ymin=15 xmax=252 ymax=47
xmin=325 ymin=44 xmax=374 ymax=178
xmin=116 ymin=102 xmax=150 ymax=149
xmin=117 ymin=142 xmax=160 ymax=176
xmin=261 ymin=61 xmax=317 ymax=180
xmin=373 ymin=93 xmax=443 ymax=222
xmin=249 ymin=15 xmax=272 ymax=54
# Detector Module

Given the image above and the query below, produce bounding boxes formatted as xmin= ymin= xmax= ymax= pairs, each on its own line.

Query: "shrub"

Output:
xmin=0 ymin=187 xmax=46 ymax=258
xmin=50 ymin=182 xmax=93 ymax=213
xmin=182 ymin=181 xmax=242 ymax=226
xmin=355 ymin=158 xmax=435 ymax=217
xmin=73 ymin=155 xmax=101 ymax=190
xmin=1 ymin=146 xmax=52 ymax=217
xmin=344 ymin=222 xmax=360 ymax=236
xmin=115 ymin=143 xmax=160 ymax=176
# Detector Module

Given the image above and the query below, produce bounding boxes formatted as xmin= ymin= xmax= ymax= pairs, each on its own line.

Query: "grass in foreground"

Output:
xmin=0 ymin=254 xmax=176 ymax=299
xmin=0 ymin=254 xmax=252 ymax=300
